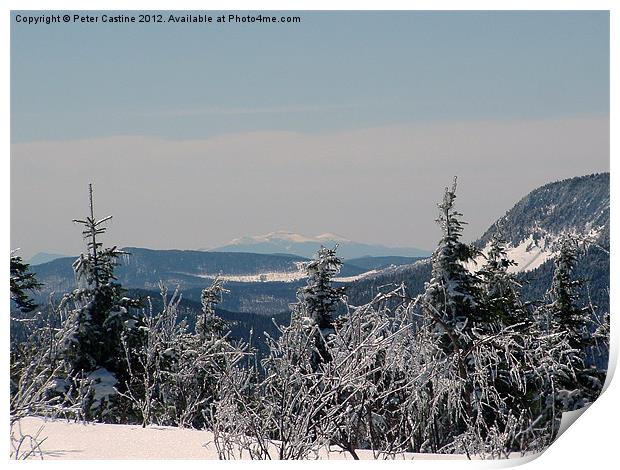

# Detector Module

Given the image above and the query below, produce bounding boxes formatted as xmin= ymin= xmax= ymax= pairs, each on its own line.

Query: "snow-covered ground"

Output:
xmin=196 ymin=269 xmax=307 ymax=283
xmin=334 ymin=270 xmax=379 ymax=282
xmin=502 ymin=235 xmax=555 ymax=272
xmin=194 ymin=268 xmax=391 ymax=284
xmin=193 ymin=266 xmax=380 ymax=284
xmin=466 ymin=226 xmax=605 ymax=275
xmin=12 ymin=416 xmax=532 ymax=461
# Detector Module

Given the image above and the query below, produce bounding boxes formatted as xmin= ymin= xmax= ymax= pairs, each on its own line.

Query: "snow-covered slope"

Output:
xmin=478 ymin=173 xmax=609 ymax=249
xmin=471 ymin=172 xmax=609 ymax=273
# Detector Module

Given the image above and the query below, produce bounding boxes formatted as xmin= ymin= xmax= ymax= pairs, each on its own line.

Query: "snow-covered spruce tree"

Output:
xmin=416 ymin=180 xmax=558 ymax=456
xmin=10 ymin=252 xmax=42 ymax=314
xmin=422 ymin=178 xmax=487 ymax=343
xmin=543 ymin=235 xmax=604 ymax=411
xmin=57 ymin=184 xmax=141 ymax=421
xmin=475 ymin=225 xmax=542 ymax=425
xmin=478 ymin=225 xmax=532 ymax=329
xmin=420 ymin=178 xmax=485 ymax=425
xmin=254 ymin=245 xmax=346 ymax=455
xmin=196 ymin=277 xmax=228 ymax=341
xmin=296 ymin=246 xmax=346 ymax=369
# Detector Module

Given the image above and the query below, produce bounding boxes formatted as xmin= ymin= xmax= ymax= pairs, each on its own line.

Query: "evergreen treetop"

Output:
xmin=423 ymin=178 xmax=485 ymax=351
xmin=58 ymin=184 xmax=140 ymax=376
xmin=196 ymin=277 xmax=229 ymax=341
xmin=10 ymin=252 xmax=42 ymax=313
xmin=297 ymin=245 xmax=345 ymax=332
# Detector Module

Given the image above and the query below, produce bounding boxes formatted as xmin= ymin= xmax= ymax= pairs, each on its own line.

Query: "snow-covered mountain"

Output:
xmin=227 ymin=231 xmax=351 ymax=245
xmin=472 ymin=172 xmax=609 ymax=273
xmin=347 ymin=173 xmax=610 ymax=310
xmin=211 ymin=230 xmax=430 ymax=259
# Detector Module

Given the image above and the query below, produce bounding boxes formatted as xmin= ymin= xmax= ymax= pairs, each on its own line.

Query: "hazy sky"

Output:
xmin=11 ymin=11 xmax=609 ymax=259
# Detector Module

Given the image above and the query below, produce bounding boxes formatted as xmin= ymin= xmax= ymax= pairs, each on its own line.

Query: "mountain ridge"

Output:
xmin=212 ymin=230 xmax=430 ymax=259
xmin=25 ymin=173 xmax=609 ymax=323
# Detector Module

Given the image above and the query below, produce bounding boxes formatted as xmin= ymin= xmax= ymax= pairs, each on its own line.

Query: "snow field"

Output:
xmin=14 ymin=416 xmax=534 ymax=461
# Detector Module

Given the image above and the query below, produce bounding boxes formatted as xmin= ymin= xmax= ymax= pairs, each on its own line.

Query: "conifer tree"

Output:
xmin=544 ymin=235 xmax=603 ymax=410
xmin=422 ymin=178 xmax=485 ymax=353
xmin=547 ymin=236 xmax=590 ymax=350
xmin=476 ymin=225 xmax=541 ymax=430
xmin=478 ymin=225 xmax=531 ymax=329
xmin=10 ymin=252 xmax=42 ymax=313
xmin=420 ymin=178 xmax=493 ymax=435
xmin=196 ymin=277 xmax=228 ymax=341
xmin=296 ymin=246 xmax=345 ymax=369
xmin=58 ymin=184 xmax=140 ymax=381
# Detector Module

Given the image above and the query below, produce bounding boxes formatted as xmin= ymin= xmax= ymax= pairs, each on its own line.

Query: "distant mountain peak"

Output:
xmin=315 ymin=232 xmax=350 ymax=242
xmin=227 ymin=230 xmax=351 ymax=246
xmin=213 ymin=231 xmax=430 ymax=259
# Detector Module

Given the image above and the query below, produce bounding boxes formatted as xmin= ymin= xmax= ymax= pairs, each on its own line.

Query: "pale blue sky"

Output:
xmin=10 ymin=11 xmax=610 ymax=258
xmin=11 ymin=11 xmax=609 ymax=142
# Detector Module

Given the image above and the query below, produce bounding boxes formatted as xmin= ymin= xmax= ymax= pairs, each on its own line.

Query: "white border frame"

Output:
xmin=3 ymin=2 xmax=616 ymax=468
